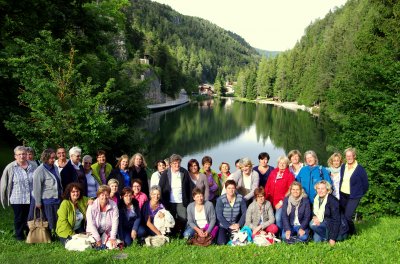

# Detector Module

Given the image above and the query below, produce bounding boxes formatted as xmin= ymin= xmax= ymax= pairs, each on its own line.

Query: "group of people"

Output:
xmin=0 ymin=146 xmax=368 ymax=248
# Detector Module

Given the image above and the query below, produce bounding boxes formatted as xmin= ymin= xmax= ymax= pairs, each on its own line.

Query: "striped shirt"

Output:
xmin=9 ymin=163 xmax=35 ymax=204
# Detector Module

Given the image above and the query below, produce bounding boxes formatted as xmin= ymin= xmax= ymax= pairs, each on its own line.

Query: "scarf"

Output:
xmin=313 ymin=194 xmax=328 ymax=222
xmin=328 ymin=167 xmax=340 ymax=174
xmin=286 ymin=195 xmax=302 ymax=218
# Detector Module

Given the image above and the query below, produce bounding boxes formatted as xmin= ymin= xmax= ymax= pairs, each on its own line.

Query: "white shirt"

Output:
xmin=170 ymin=171 xmax=182 ymax=203
xmin=194 ymin=206 xmax=207 ymax=229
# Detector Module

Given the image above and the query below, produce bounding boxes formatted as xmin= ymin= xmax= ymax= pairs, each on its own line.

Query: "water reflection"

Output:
xmin=144 ymin=98 xmax=329 ymax=171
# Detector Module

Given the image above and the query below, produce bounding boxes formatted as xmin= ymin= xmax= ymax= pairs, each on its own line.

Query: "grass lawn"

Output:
xmin=0 ymin=207 xmax=399 ymax=264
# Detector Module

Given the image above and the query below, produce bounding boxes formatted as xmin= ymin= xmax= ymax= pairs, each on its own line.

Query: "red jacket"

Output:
xmin=265 ymin=168 xmax=295 ymax=208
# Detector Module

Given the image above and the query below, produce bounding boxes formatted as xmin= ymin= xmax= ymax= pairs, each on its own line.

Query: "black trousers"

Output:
xmin=339 ymin=192 xmax=361 ymax=235
xmin=11 ymin=204 xmax=30 ymax=240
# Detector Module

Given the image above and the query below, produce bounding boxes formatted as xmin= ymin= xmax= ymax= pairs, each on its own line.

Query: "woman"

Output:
xmin=281 ymin=181 xmax=311 ymax=243
xmin=228 ymin=158 xmax=259 ymax=202
xmin=129 ymin=153 xmax=150 ymax=197
xmin=245 ymin=187 xmax=278 ymax=237
xmin=327 ymin=152 xmax=343 ymax=200
xmin=32 ymin=148 xmax=63 ymax=233
xmin=296 ymin=150 xmax=332 ymax=204
xmin=55 ymin=147 xmax=68 ymax=174
xmin=91 ymin=150 xmax=113 ymax=185
xmin=150 ymin=160 xmax=166 ymax=187
xmin=56 ymin=183 xmax=90 ymax=245
xmin=60 ymin=146 xmax=87 ymax=197
xmin=26 ymin=147 xmax=40 ymax=166
xmin=288 ymin=150 xmax=304 ymax=177
xmin=265 ymin=156 xmax=295 ymax=230
xmin=310 ymin=180 xmax=348 ymax=246
xmin=216 ymin=180 xmax=247 ymax=245
xmin=1 ymin=146 xmax=38 ymax=240
xmin=199 ymin=156 xmax=221 ymax=202
xmin=218 ymin=162 xmax=231 ymax=189
xmin=86 ymin=185 xmax=119 ymax=248
xmin=83 ymin=155 xmax=99 ymax=199
xmin=188 ymin=159 xmax=210 ymax=201
xmin=142 ymin=185 xmax=165 ymax=236
xmin=253 ymin=152 xmax=274 ymax=188
xmin=132 ymin=179 xmax=148 ymax=209
xmin=108 ymin=179 xmax=120 ymax=205
xmin=118 ymin=187 xmax=145 ymax=246
xmin=108 ymin=154 xmax=131 ymax=193
xmin=183 ymin=187 xmax=218 ymax=240
xmin=339 ymin=148 xmax=368 ymax=235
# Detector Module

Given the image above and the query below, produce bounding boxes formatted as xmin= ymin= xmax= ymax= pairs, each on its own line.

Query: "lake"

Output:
xmin=144 ymin=98 xmax=330 ymax=172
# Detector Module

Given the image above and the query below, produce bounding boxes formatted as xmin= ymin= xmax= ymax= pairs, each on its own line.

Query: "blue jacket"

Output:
xmin=281 ymin=196 xmax=311 ymax=232
xmin=296 ymin=165 xmax=332 ymax=204
xmin=339 ymin=163 xmax=368 ymax=199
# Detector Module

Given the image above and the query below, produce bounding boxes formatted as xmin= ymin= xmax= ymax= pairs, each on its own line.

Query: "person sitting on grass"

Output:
xmin=86 ymin=185 xmax=119 ymax=248
xmin=281 ymin=181 xmax=311 ymax=243
xmin=56 ymin=183 xmax=91 ymax=245
xmin=183 ymin=187 xmax=218 ymax=240
xmin=310 ymin=180 xmax=348 ymax=246
xmin=216 ymin=180 xmax=247 ymax=245
xmin=118 ymin=187 xmax=145 ymax=246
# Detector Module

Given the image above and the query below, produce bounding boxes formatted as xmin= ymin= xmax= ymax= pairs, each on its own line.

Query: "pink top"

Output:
xmin=133 ymin=192 xmax=148 ymax=209
xmin=86 ymin=199 xmax=119 ymax=241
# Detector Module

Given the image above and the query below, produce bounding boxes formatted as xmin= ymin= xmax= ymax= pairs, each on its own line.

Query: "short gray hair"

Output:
xmin=82 ymin=155 xmax=92 ymax=163
xmin=277 ymin=155 xmax=290 ymax=167
xmin=239 ymin=157 xmax=253 ymax=168
xmin=14 ymin=146 xmax=27 ymax=154
xmin=169 ymin=154 xmax=182 ymax=163
xmin=304 ymin=150 xmax=318 ymax=165
xmin=150 ymin=185 xmax=161 ymax=194
xmin=69 ymin=146 xmax=81 ymax=157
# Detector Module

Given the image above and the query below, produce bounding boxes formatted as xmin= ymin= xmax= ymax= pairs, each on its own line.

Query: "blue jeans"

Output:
xmin=282 ymin=225 xmax=309 ymax=242
xmin=119 ymin=226 xmax=146 ymax=246
xmin=183 ymin=226 xmax=196 ymax=239
xmin=275 ymin=208 xmax=282 ymax=230
xmin=310 ymin=220 xmax=327 ymax=242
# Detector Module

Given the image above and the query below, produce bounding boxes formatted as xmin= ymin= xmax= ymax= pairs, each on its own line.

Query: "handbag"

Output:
xmin=26 ymin=208 xmax=51 ymax=244
xmin=65 ymin=233 xmax=96 ymax=251
xmin=188 ymin=233 xmax=213 ymax=247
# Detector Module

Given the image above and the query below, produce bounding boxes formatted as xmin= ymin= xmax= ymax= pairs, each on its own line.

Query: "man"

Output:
xmin=0 ymin=146 xmax=38 ymax=240
xmin=91 ymin=150 xmax=112 ymax=185
xmin=158 ymin=154 xmax=191 ymax=235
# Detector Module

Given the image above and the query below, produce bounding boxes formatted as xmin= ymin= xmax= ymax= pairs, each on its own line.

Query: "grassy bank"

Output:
xmin=0 ymin=208 xmax=399 ymax=264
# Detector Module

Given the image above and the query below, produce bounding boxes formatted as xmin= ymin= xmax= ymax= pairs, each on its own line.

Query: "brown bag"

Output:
xmin=26 ymin=208 xmax=51 ymax=244
xmin=188 ymin=233 xmax=213 ymax=247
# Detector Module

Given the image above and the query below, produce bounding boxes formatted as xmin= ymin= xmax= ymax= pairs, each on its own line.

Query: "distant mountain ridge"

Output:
xmin=255 ymin=48 xmax=280 ymax=58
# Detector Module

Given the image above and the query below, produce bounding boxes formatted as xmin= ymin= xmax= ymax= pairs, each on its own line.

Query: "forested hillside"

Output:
xmin=0 ymin=0 xmax=258 ymax=154
xmin=237 ymin=0 xmax=399 ymax=217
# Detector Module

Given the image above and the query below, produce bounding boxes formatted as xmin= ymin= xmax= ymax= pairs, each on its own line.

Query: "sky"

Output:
xmin=151 ymin=0 xmax=348 ymax=51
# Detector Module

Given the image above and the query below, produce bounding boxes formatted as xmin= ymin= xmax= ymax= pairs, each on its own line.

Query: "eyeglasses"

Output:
xmin=132 ymin=185 xmax=141 ymax=188
xmin=84 ymin=162 xmax=92 ymax=164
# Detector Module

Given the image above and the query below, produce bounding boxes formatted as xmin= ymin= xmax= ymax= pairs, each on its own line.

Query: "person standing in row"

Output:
xmin=32 ymin=148 xmax=63 ymax=234
xmin=288 ymin=150 xmax=303 ymax=178
xmin=265 ymin=156 xmax=295 ymax=231
xmin=200 ymin=156 xmax=221 ymax=204
xmin=296 ymin=150 xmax=331 ymax=204
xmin=61 ymin=146 xmax=87 ymax=197
xmin=228 ymin=158 xmax=259 ymax=204
xmin=91 ymin=150 xmax=112 ymax=186
xmin=159 ymin=154 xmax=191 ymax=236
xmin=129 ymin=153 xmax=149 ymax=197
xmin=1 ymin=146 xmax=38 ymax=240
xmin=253 ymin=152 xmax=274 ymax=188
xmin=339 ymin=148 xmax=368 ymax=235
xmin=82 ymin=155 xmax=99 ymax=199
xmin=55 ymin=147 xmax=68 ymax=174
xmin=108 ymin=154 xmax=131 ymax=193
